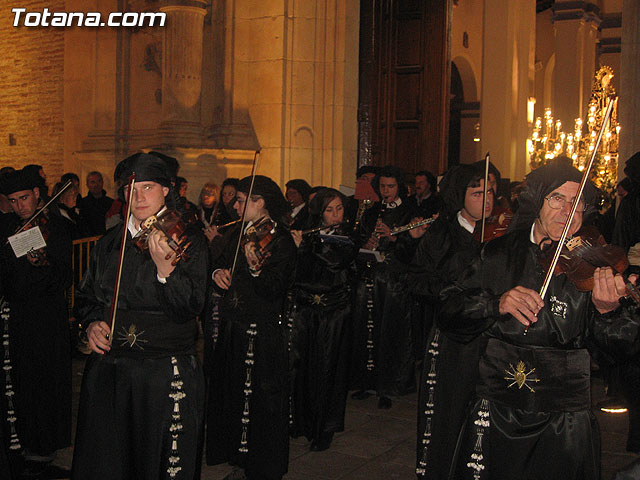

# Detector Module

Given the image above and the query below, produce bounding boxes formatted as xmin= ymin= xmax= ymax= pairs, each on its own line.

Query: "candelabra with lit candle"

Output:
xmin=527 ymin=66 xmax=620 ymax=208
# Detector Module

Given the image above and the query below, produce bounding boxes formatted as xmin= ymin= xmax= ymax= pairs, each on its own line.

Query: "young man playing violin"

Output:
xmin=439 ymin=157 xmax=640 ymax=480
xmin=0 ymin=168 xmax=72 ymax=477
xmin=206 ymin=175 xmax=296 ymax=480
xmin=410 ymin=163 xmax=496 ymax=479
xmin=72 ymin=152 xmax=209 ymax=480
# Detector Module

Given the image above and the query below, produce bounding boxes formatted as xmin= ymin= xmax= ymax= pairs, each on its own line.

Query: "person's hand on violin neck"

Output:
xmin=244 ymin=241 xmax=263 ymax=272
xmin=499 ymin=286 xmax=544 ymax=328
xmin=148 ymin=229 xmax=176 ymax=279
xmin=592 ymin=267 xmax=638 ymax=314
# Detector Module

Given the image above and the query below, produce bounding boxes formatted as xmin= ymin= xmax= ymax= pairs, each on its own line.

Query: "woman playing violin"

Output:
xmin=72 ymin=152 xmax=209 ymax=480
xmin=439 ymin=158 xmax=640 ymax=480
xmin=206 ymin=175 xmax=296 ymax=480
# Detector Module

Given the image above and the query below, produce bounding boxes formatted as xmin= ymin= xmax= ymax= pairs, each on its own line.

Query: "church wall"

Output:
xmin=451 ymin=0 xmax=484 ymax=165
xmin=0 ymin=0 xmax=65 ymax=184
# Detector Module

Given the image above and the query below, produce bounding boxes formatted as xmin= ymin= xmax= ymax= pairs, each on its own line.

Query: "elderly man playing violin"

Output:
xmin=438 ymin=157 xmax=640 ymax=480
xmin=71 ymin=152 xmax=209 ymax=480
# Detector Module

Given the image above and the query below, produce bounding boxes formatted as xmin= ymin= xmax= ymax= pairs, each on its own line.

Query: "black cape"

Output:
xmin=289 ymin=230 xmax=357 ymax=441
xmin=0 ymin=213 xmax=72 ymax=457
xmin=439 ymin=228 xmax=640 ymax=480
xmin=410 ymin=215 xmax=482 ymax=479
xmin=350 ymin=200 xmax=419 ymax=395
xmin=206 ymin=222 xmax=296 ymax=478
xmin=72 ymin=221 xmax=208 ymax=480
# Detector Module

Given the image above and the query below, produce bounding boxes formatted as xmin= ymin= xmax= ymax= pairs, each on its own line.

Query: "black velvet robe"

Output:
xmin=206 ymin=223 xmax=296 ymax=479
xmin=0 ymin=213 xmax=72 ymax=457
xmin=289 ymin=230 xmax=357 ymax=441
xmin=350 ymin=201 xmax=419 ymax=396
xmin=72 ymin=222 xmax=208 ymax=480
xmin=410 ymin=216 xmax=482 ymax=479
xmin=439 ymin=228 xmax=640 ymax=480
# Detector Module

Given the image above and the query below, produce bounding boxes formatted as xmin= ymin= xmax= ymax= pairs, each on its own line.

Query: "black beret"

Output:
xmin=114 ymin=152 xmax=179 ymax=187
xmin=0 ymin=168 xmax=39 ymax=196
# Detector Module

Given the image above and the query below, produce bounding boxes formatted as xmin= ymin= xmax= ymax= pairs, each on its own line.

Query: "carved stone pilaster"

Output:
xmin=619 ymin=0 xmax=640 ymax=170
xmin=158 ymin=1 xmax=208 ymax=145
xmin=551 ymin=1 xmax=602 ymax=124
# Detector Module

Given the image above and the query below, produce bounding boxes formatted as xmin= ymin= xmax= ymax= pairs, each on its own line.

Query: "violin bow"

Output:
xmin=480 ymin=152 xmax=490 ymax=242
xmin=525 ymin=98 xmax=615 ymax=335
xmin=107 ymin=173 xmax=136 ymax=342
xmin=230 ymin=150 xmax=260 ymax=280
xmin=12 ymin=179 xmax=74 ymax=237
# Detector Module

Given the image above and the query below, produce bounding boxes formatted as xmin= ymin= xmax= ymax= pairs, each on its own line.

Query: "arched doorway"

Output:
xmin=448 ymin=62 xmax=464 ymax=168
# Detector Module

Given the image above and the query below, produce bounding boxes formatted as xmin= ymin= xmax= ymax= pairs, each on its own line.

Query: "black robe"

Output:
xmin=439 ymin=228 xmax=640 ymax=480
xmin=350 ymin=200 xmax=419 ymax=396
xmin=0 ymin=213 xmax=72 ymax=457
xmin=206 ymin=223 xmax=296 ymax=479
xmin=405 ymin=193 xmax=442 ymax=221
xmin=289 ymin=229 xmax=357 ymax=441
xmin=410 ymin=216 xmax=482 ymax=479
xmin=71 ymin=221 xmax=208 ymax=480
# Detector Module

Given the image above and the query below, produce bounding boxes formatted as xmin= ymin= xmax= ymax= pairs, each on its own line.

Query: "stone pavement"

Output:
xmin=54 ymin=357 xmax=637 ymax=479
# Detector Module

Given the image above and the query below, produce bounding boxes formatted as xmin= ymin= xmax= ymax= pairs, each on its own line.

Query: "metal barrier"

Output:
xmin=69 ymin=236 xmax=101 ymax=312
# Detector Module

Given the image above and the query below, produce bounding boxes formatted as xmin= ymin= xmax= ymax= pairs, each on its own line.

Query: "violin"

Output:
xmin=537 ymin=225 xmax=640 ymax=304
xmin=473 ymin=206 xmax=513 ymax=243
xmin=240 ymin=216 xmax=277 ymax=271
xmin=133 ymin=209 xmax=193 ymax=266
xmin=22 ymin=213 xmax=51 ymax=267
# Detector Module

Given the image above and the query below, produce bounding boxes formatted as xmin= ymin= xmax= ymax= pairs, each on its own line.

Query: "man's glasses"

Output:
xmin=544 ymin=193 xmax=586 ymax=212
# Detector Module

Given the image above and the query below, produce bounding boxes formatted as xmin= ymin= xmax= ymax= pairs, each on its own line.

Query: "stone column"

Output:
xmin=158 ymin=1 xmax=208 ymax=144
xmin=480 ymin=0 xmax=535 ymax=181
xmin=551 ymin=1 xmax=601 ymax=127
xmin=619 ymin=0 xmax=640 ymax=171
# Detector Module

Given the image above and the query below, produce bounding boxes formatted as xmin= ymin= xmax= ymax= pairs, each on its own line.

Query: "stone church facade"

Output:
xmin=1 ymin=0 xmax=639 ymax=200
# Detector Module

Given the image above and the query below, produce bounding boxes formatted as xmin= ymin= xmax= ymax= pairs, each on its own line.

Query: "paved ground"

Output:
xmin=53 ymin=356 xmax=637 ymax=479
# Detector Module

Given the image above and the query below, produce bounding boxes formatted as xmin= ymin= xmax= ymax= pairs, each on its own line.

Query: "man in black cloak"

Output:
xmin=0 ymin=168 xmax=72 ymax=476
xmin=440 ymin=157 xmax=640 ymax=480
xmin=72 ymin=152 xmax=209 ymax=480
xmin=411 ymin=163 xmax=492 ymax=479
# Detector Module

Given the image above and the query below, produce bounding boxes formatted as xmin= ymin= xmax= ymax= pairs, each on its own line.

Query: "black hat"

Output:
xmin=510 ymin=156 xmax=598 ymax=232
xmin=238 ymin=175 xmax=290 ymax=223
xmin=114 ymin=152 xmax=179 ymax=188
xmin=0 ymin=168 xmax=39 ymax=196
